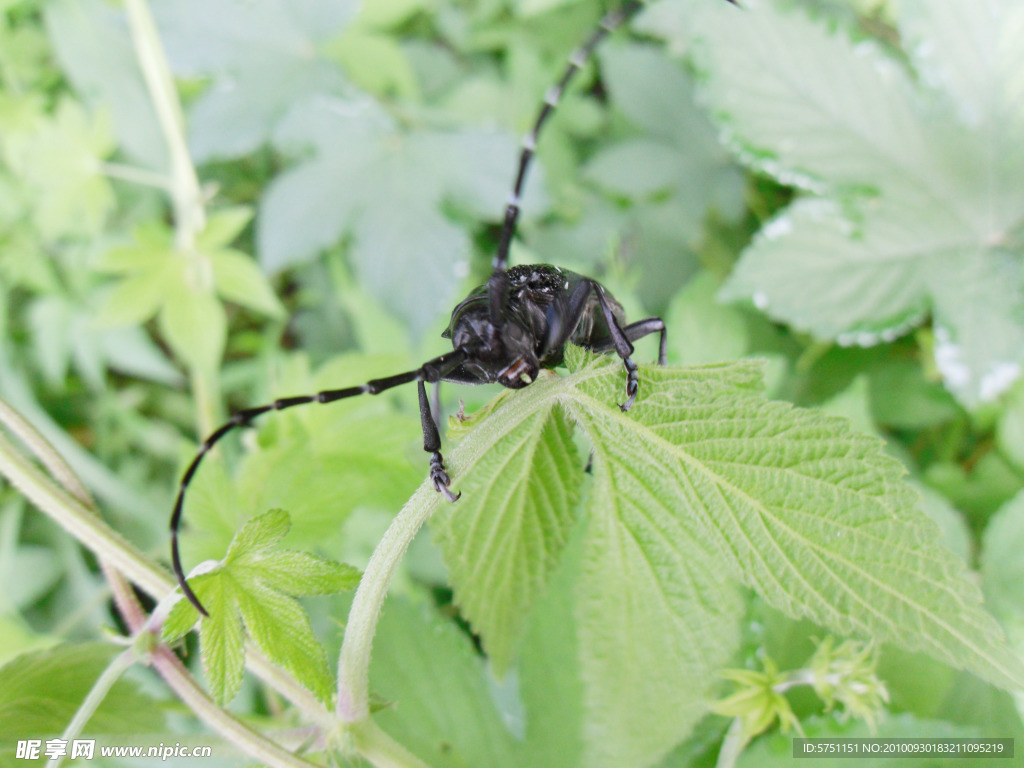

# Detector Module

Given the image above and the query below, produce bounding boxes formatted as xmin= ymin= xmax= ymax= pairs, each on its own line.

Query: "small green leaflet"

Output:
xmin=163 ymin=509 xmax=360 ymax=705
xmin=642 ymin=0 xmax=1024 ymax=408
xmin=0 ymin=96 xmax=115 ymax=243
xmin=402 ymin=349 xmax=1024 ymax=768
xmin=258 ymin=97 xmax=516 ymax=336
xmin=95 ymin=209 xmax=283 ymax=373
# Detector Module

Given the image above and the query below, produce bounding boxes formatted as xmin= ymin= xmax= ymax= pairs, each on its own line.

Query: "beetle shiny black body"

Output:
xmin=171 ymin=1 xmax=669 ymax=616
xmin=443 ymin=264 xmax=632 ymax=385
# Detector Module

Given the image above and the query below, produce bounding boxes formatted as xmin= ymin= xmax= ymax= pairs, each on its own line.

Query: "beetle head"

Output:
xmin=444 ymin=294 xmax=539 ymax=388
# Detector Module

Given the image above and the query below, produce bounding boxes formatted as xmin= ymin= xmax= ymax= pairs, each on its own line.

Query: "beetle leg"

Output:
xmin=418 ymin=379 xmax=460 ymax=502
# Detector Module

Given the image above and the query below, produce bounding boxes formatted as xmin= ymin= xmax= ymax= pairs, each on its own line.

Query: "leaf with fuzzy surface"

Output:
xmin=644 ymin=0 xmax=1024 ymax=407
xmin=163 ymin=510 xmax=359 ymax=704
xmin=402 ymin=349 xmax=1024 ymax=767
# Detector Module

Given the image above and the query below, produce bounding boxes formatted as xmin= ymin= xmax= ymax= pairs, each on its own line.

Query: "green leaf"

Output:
xmin=401 ymin=352 xmax=1024 ymax=766
xmin=371 ymin=599 xmax=520 ymax=768
xmin=651 ymin=0 xmax=1024 ymax=407
xmin=431 ymin=398 xmax=583 ymax=673
xmin=258 ymin=98 xmax=515 ymax=335
xmin=93 ymin=268 xmax=170 ymax=327
xmin=165 ymin=510 xmax=357 ymax=704
xmin=245 ymin=551 xmax=361 ymax=595
xmin=197 ymin=575 xmax=246 ymax=706
xmin=234 ymin=582 xmax=334 ymax=702
xmin=154 ymin=0 xmax=358 ymax=160
xmin=664 ymin=270 xmax=748 ymax=366
xmin=518 ymin=526 xmax=587 ymax=768
xmin=897 ymin=0 xmax=1024 ymax=140
xmin=7 ymin=98 xmax=115 ymax=241
xmin=209 ymin=248 xmax=286 ymax=319
xmin=326 ymin=30 xmax=419 ymax=99
xmin=981 ymin=490 xmax=1024 ymax=651
xmin=0 ymin=643 xmax=165 ymax=749
xmin=158 ymin=282 xmax=227 ymax=374
xmin=197 ymin=206 xmax=254 ymax=250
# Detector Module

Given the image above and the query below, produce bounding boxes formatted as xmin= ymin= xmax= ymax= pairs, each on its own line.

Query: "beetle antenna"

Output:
xmin=491 ymin=0 xmax=644 ymax=276
xmin=171 ymin=350 xmax=467 ymax=615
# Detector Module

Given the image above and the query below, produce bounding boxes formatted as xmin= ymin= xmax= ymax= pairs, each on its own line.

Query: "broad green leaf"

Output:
xmin=154 ymin=0 xmax=358 ymax=160
xmin=649 ymin=0 xmax=1024 ymax=407
xmin=565 ymin=358 xmax=745 ymax=768
xmin=664 ymin=270 xmax=748 ymax=366
xmin=0 ymin=643 xmax=165 ymax=748
xmin=371 ymin=599 xmax=520 ymax=768
xmin=981 ymin=490 xmax=1024 ymax=653
xmin=164 ymin=510 xmax=357 ymax=704
xmin=432 ymin=396 xmax=583 ymax=673
xmin=258 ymin=98 xmax=515 ymax=335
xmin=518 ymin=527 xmax=587 ymax=768
xmin=395 ymin=352 xmax=1024 ymax=766
xmin=897 ymin=0 xmax=1024 ymax=143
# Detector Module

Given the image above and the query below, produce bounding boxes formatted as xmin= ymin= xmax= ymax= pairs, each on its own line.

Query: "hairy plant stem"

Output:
xmin=0 ymin=402 xmax=333 ymax=736
xmin=45 ymin=648 xmax=137 ymax=768
xmin=336 ymin=482 xmax=439 ymax=723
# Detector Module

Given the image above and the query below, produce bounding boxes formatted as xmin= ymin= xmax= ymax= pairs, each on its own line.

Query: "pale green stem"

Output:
xmin=123 ymin=0 xmax=219 ymax=437
xmin=46 ymin=648 xmax=138 ymax=768
xmin=350 ymin=720 xmax=432 ymax=768
xmin=0 ymin=427 xmax=170 ymax=598
xmin=0 ymin=403 xmax=332 ymax=728
xmin=188 ymin=366 xmax=218 ymax=447
xmin=336 ymin=483 xmax=438 ymax=723
xmin=0 ymin=422 xmax=329 ymax=763
xmin=715 ymin=717 xmax=749 ymax=768
xmin=123 ymin=0 xmax=205 ymax=251
xmin=100 ymin=161 xmax=172 ymax=190
xmin=151 ymin=646 xmax=323 ymax=768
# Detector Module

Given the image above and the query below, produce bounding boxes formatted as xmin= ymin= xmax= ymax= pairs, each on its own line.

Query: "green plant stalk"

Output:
xmin=123 ymin=0 xmax=219 ymax=437
xmin=123 ymin=0 xmax=204 ymax=252
xmin=335 ymin=375 xmax=561 ymax=723
xmin=151 ymin=646 xmax=323 ymax=768
xmin=336 ymin=482 xmax=438 ymax=723
xmin=349 ymin=720 xmax=432 ymax=768
xmin=0 ymin=408 xmax=332 ymax=727
xmin=0 ymin=427 xmax=170 ymax=598
xmin=714 ymin=718 xmax=748 ymax=768
xmin=46 ymin=648 xmax=138 ymax=768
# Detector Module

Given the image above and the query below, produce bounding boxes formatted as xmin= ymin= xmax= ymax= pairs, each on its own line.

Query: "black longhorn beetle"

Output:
xmin=171 ymin=0 xmax=732 ymax=615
